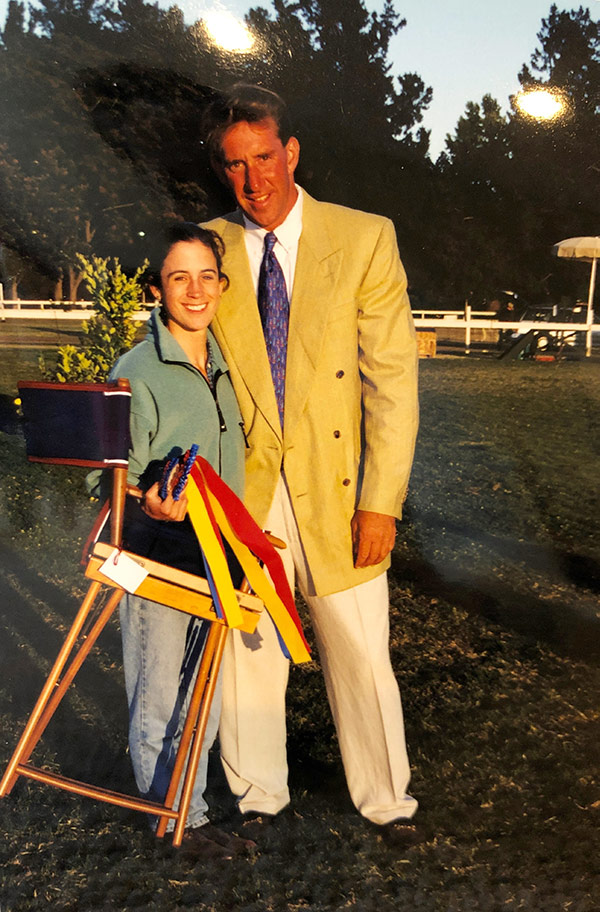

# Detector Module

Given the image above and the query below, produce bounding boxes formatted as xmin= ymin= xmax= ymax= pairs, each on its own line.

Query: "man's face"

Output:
xmin=220 ymin=117 xmax=300 ymax=231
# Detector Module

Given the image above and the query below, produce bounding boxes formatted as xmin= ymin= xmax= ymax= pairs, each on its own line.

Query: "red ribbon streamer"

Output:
xmin=189 ymin=458 xmax=310 ymax=654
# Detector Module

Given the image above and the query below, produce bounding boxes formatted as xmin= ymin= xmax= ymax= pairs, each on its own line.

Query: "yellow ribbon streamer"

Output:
xmin=185 ymin=477 xmax=244 ymax=629
xmin=203 ymin=486 xmax=310 ymax=664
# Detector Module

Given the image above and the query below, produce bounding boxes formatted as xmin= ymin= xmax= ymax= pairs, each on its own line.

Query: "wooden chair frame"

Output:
xmin=0 ymin=379 xmax=264 ymax=846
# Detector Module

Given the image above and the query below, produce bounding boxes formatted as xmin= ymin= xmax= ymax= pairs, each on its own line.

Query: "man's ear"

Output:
xmin=285 ymin=136 xmax=300 ymax=174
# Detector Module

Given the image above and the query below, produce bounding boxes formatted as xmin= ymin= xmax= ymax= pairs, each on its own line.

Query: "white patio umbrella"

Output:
xmin=552 ymin=236 xmax=600 ymax=356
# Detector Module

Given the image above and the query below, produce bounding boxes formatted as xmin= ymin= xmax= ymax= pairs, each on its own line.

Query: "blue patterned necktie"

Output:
xmin=258 ymin=231 xmax=289 ymax=426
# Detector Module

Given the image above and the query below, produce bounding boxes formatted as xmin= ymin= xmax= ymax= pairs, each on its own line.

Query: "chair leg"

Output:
xmin=2 ymin=567 xmax=252 ymax=846
xmin=25 ymin=586 xmax=125 ymax=763
xmin=162 ymin=579 xmax=253 ymax=844
xmin=0 ymin=580 xmax=121 ymax=797
xmin=172 ymin=624 xmax=228 ymax=847
xmin=154 ymin=622 xmax=228 ymax=844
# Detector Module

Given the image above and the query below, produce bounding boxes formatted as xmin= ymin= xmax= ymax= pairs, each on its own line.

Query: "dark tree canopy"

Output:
xmin=0 ymin=0 xmax=598 ymax=309
xmin=0 ymin=0 xmax=184 ymax=297
xmin=0 ymin=0 xmax=435 ymax=298
xmin=437 ymin=4 xmax=600 ymax=307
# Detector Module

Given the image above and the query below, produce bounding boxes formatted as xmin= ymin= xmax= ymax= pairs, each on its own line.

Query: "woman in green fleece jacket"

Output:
xmin=108 ymin=222 xmax=249 ymax=860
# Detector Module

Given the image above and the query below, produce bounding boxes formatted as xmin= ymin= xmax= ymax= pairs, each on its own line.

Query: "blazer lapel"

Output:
xmin=284 ymin=194 xmax=342 ymax=436
xmin=213 ymin=217 xmax=282 ymax=437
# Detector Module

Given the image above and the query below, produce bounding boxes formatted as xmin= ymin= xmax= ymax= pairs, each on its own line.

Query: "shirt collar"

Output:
xmin=149 ymin=307 xmax=227 ymax=372
xmin=241 ymin=184 xmax=304 ymax=253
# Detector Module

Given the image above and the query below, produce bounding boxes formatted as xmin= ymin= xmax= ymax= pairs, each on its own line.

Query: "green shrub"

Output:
xmin=41 ymin=253 xmax=147 ymax=382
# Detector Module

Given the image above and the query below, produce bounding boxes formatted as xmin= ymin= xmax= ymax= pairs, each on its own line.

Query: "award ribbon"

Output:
xmin=186 ymin=456 xmax=310 ymax=664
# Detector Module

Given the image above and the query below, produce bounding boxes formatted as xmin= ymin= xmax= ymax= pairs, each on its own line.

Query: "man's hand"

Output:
xmin=351 ymin=510 xmax=396 ymax=568
xmin=141 ymin=481 xmax=188 ymax=523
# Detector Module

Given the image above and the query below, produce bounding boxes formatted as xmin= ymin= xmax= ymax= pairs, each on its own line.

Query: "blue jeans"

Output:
xmin=120 ymin=594 xmax=221 ymax=830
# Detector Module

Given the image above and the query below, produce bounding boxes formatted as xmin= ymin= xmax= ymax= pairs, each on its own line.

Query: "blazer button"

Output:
xmin=336 ymin=370 xmax=344 ymax=378
xmin=342 ymin=478 xmax=351 ymax=486
xmin=333 ymin=430 xmax=341 ymax=438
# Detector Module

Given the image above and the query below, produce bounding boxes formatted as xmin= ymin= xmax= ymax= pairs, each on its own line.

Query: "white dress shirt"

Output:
xmin=242 ymin=186 xmax=304 ymax=300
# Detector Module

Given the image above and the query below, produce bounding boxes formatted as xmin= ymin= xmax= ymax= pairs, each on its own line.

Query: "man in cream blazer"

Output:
xmin=204 ymin=85 xmax=420 ymax=844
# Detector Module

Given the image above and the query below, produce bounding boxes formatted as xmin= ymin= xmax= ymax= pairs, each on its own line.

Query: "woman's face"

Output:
xmin=151 ymin=240 xmax=225 ymax=336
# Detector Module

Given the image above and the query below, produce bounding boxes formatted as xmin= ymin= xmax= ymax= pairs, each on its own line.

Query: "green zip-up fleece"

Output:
xmin=89 ymin=308 xmax=245 ymax=574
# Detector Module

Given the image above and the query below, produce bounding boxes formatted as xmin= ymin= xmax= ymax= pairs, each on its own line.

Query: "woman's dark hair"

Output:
xmin=145 ymin=221 xmax=229 ymax=295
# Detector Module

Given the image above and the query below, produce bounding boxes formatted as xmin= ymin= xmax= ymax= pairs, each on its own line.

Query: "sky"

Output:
xmin=1 ymin=0 xmax=598 ymax=157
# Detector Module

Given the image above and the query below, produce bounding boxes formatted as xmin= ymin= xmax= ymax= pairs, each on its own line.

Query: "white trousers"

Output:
xmin=219 ymin=476 xmax=417 ymax=824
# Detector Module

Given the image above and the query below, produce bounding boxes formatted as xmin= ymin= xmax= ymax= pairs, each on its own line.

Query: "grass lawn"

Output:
xmin=0 ymin=350 xmax=598 ymax=911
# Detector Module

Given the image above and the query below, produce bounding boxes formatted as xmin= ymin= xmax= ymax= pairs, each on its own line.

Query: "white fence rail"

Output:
xmin=0 ymin=300 xmax=151 ymax=320
xmin=413 ymin=305 xmax=598 ymax=357
xmin=1 ymin=300 xmax=598 ymax=355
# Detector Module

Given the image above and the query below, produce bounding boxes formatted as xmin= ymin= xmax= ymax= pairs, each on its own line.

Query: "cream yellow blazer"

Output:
xmin=206 ymin=191 xmax=418 ymax=596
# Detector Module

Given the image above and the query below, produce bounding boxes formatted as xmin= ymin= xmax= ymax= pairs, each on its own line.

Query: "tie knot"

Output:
xmin=264 ymin=232 xmax=277 ymax=255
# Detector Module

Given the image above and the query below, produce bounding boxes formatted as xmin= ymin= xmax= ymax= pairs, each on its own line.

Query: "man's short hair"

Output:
xmin=204 ymin=84 xmax=293 ymax=168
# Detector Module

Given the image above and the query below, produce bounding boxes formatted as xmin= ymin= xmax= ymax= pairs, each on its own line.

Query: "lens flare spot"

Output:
xmin=515 ymin=89 xmax=565 ymax=120
xmin=203 ymin=9 xmax=254 ymax=52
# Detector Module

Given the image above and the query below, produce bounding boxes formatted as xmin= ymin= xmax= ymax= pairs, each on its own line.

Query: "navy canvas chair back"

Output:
xmin=18 ymin=380 xmax=132 ymax=468
xmin=18 ymin=379 xmax=132 ymax=547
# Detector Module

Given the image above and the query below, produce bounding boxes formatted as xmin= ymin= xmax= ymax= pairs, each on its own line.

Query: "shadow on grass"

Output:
xmin=0 ymin=538 xmax=131 ymax=789
xmin=0 ymin=538 xmax=123 ymax=663
xmin=391 ymin=540 xmax=600 ymax=664
xmin=559 ymin=551 xmax=600 ymax=594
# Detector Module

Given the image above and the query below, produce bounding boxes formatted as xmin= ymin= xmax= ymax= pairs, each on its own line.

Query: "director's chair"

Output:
xmin=0 ymin=378 xmax=266 ymax=846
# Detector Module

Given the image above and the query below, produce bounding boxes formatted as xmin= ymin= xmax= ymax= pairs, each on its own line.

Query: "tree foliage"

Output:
xmin=438 ymin=4 xmax=600 ymax=306
xmin=42 ymin=253 xmax=146 ymax=382
xmin=510 ymin=4 xmax=600 ymax=253
xmin=0 ymin=0 xmax=434 ymax=300
xmin=0 ymin=0 xmax=193 ymax=299
xmin=0 ymin=0 xmax=598 ymax=310
xmin=235 ymin=0 xmax=432 ymax=217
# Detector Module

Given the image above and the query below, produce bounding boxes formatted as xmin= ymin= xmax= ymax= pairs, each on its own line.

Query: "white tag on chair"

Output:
xmin=99 ymin=548 xmax=149 ymax=593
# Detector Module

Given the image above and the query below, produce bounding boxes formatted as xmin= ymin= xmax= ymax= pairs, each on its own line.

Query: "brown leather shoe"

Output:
xmin=376 ymin=819 xmax=423 ymax=848
xmin=234 ymin=811 xmax=277 ymax=841
xmin=179 ymin=826 xmax=234 ymax=860
xmin=200 ymin=823 xmax=257 ymax=855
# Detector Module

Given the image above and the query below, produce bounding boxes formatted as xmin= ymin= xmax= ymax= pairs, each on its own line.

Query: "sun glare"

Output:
xmin=203 ymin=9 xmax=254 ymax=52
xmin=515 ymin=89 xmax=565 ymax=120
